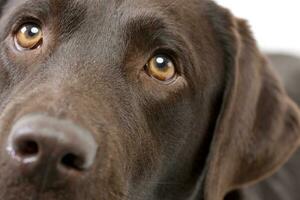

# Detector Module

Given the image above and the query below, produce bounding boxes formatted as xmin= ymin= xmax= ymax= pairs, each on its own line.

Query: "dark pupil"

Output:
xmin=26 ymin=25 xmax=39 ymax=37
xmin=155 ymin=56 xmax=168 ymax=69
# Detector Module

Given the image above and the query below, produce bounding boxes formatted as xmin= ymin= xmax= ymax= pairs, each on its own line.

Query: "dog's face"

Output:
xmin=0 ymin=0 xmax=225 ymax=199
xmin=0 ymin=0 xmax=300 ymax=200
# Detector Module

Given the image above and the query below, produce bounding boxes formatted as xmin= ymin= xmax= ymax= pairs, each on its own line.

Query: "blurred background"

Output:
xmin=215 ymin=0 xmax=300 ymax=56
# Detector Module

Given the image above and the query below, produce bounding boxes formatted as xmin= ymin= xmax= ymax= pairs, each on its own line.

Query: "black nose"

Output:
xmin=6 ymin=114 xmax=98 ymax=179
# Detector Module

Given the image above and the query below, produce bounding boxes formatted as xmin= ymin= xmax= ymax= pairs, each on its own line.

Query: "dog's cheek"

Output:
xmin=0 ymin=58 xmax=10 ymax=98
xmin=0 ymin=66 xmax=7 ymax=90
xmin=145 ymin=98 xmax=194 ymax=153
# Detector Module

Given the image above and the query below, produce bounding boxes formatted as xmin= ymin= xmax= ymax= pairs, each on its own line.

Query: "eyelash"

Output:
xmin=11 ymin=17 xmax=42 ymax=35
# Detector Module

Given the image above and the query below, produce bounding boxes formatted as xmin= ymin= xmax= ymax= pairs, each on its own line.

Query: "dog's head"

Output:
xmin=0 ymin=0 xmax=299 ymax=200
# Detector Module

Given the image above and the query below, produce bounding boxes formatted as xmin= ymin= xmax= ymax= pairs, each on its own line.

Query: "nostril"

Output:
xmin=8 ymin=114 xmax=98 ymax=178
xmin=61 ymin=153 xmax=84 ymax=171
xmin=15 ymin=140 xmax=39 ymax=157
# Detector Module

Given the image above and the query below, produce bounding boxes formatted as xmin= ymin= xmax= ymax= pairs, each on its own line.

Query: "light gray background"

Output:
xmin=216 ymin=0 xmax=300 ymax=56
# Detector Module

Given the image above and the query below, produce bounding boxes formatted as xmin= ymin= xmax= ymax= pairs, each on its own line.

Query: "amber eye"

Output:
xmin=15 ymin=23 xmax=43 ymax=50
xmin=145 ymin=54 xmax=176 ymax=82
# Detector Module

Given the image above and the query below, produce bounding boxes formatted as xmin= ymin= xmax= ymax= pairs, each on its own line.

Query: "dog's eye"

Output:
xmin=145 ymin=54 xmax=176 ymax=82
xmin=15 ymin=23 xmax=43 ymax=50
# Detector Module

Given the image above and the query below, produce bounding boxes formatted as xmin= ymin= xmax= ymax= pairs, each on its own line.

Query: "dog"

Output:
xmin=0 ymin=0 xmax=300 ymax=200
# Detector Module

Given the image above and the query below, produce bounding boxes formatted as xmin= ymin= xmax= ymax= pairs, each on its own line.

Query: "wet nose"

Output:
xmin=6 ymin=114 xmax=98 ymax=178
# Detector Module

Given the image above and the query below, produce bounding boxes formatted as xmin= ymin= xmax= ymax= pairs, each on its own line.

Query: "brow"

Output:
xmin=10 ymin=0 xmax=51 ymax=18
xmin=4 ymin=0 xmax=86 ymax=37
xmin=123 ymin=14 xmax=188 ymax=52
xmin=123 ymin=13 xmax=195 ymax=76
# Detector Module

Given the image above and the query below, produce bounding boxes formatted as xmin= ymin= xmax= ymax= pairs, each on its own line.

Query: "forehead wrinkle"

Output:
xmin=123 ymin=12 xmax=187 ymax=48
xmin=52 ymin=1 xmax=87 ymax=36
xmin=118 ymin=0 xmax=189 ymax=34
xmin=124 ymin=15 xmax=167 ymax=41
xmin=4 ymin=0 xmax=50 ymax=17
xmin=7 ymin=0 xmax=86 ymax=15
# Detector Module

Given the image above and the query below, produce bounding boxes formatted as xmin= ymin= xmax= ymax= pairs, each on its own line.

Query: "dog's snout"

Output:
xmin=6 ymin=114 xmax=98 ymax=178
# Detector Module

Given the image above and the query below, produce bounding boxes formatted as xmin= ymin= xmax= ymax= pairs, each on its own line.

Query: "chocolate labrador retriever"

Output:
xmin=0 ymin=0 xmax=300 ymax=200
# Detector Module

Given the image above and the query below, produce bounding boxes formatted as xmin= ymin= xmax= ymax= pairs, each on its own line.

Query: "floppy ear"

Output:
xmin=203 ymin=2 xmax=300 ymax=200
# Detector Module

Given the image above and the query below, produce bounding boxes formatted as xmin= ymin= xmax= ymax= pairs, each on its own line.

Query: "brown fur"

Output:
xmin=0 ymin=0 xmax=299 ymax=200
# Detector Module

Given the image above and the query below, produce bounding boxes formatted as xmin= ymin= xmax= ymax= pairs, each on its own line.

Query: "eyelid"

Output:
xmin=3 ymin=7 xmax=48 ymax=39
xmin=149 ymin=47 xmax=182 ymax=75
xmin=11 ymin=17 xmax=43 ymax=36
